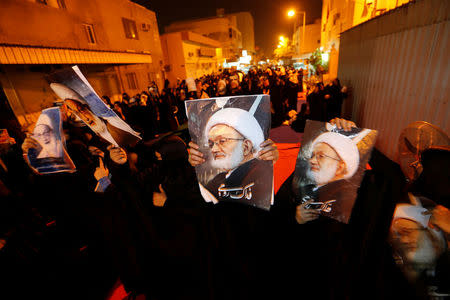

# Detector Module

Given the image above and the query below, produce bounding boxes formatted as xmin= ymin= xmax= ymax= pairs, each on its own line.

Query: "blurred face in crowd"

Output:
xmin=34 ymin=124 xmax=53 ymax=145
xmin=207 ymin=124 xmax=252 ymax=171
xmin=390 ymin=218 xmax=443 ymax=271
xmin=179 ymin=89 xmax=186 ymax=101
xmin=140 ymin=94 xmax=148 ymax=105
xmin=308 ymin=142 xmax=346 ymax=186
xmin=114 ymin=102 xmax=122 ymax=112
xmin=196 ymin=81 xmax=203 ymax=91
xmin=64 ymin=99 xmax=107 ymax=134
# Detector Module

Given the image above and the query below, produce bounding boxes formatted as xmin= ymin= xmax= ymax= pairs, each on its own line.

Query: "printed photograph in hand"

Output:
xmin=26 ymin=107 xmax=76 ymax=174
xmin=185 ymin=95 xmax=273 ymax=210
xmin=46 ymin=66 xmax=141 ymax=148
xmin=293 ymin=120 xmax=377 ymax=223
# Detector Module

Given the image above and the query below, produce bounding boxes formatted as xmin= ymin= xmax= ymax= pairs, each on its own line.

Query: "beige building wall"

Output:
xmin=353 ymin=0 xmax=411 ymax=27
xmin=0 ymin=0 xmax=164 ymax=130
xmin=293 ymin=19 xmax=321 ymax=57
xmin=321 ymin=0 xmax=414 ymax=78
xmin=161 ymin=31 xmax=222 ymax=87
xmin=321 ymin=0 xmax=355 ymax=78
xmin=226 ymin=12 xmax=255 ymax=53
xmin=165 ymin=16 xmax=242 ymax=60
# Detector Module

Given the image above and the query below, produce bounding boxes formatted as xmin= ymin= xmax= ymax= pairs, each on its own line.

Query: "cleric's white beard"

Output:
xmin=89 ymin=116 xmax=108 ymax=134
xmin=406 ymin=233 xmax=438 ymax=268
xmin=307 ymin=164 xmax=338 ymax=186
xmin=211 ymin=142 xmax=244 ymax=171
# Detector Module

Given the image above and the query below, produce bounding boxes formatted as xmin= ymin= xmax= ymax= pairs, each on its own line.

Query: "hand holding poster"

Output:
xmin=185 ymin=95 xmax=273 ymax=210
xmin=46 ymin=66 xmax=141 ymax=148
xmin=26 ymin=107 xmax=76 ymax=175
xmin=293 ymin=120 xmax=377 ymax=223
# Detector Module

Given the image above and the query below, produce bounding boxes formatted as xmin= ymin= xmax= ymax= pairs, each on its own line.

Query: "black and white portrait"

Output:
xmin=185 ymin=95 xmax=273 ymax=210
xmin=47 ymin=66 xmax=141 ymax=148
xmin=27 ymin=107 xmax=76 ymax=174
xmin=293 ymin=120 xmax=377 ymax=223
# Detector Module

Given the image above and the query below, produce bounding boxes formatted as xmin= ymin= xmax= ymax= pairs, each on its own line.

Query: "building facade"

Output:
xmin=226 ymin=12 xmax=255 ymax=55
xmin=321 ymin=0 xmax=412 ymax=78
xmin=165 ymin=13 xmax=245 ymax=62
xmin=160 ymin=31 xmax=222 ymax=86
xmin=293 ymin=18 xmax=321 ymax=59
xmin=0 ymin=0 xmax=164 ymax=131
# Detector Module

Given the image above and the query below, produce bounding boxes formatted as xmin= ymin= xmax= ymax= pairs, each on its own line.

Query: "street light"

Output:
xmin=287 ymin=9 xmax=306 ymax=56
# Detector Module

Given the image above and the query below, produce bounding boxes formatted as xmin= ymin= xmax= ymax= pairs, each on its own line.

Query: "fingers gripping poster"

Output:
xmin=185 ymin=95 xmax=273 ymax=210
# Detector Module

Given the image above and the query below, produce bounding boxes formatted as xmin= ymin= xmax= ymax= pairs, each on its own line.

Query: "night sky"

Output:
xmin=133 ymin=0 xmax=322 ymax=56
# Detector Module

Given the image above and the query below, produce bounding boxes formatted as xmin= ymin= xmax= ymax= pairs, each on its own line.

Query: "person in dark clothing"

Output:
xmin=324 ymin=78 xmax=344 ymax=121
xmin=159 ymin=89 xmax=179 ymax=132
xmin=307 ymin=82 xmax=327 ymax=122
xmin=101 ymin=95 xmax=113 ymax=108
xmin=286 ymin=74 xmax=301 ymax=112
xmin=290 ymin=103 xmax=309 ymax=132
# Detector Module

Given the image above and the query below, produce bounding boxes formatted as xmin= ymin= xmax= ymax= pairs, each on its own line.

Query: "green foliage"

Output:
xmin=309 ymin=48 xmax=329 ymax=75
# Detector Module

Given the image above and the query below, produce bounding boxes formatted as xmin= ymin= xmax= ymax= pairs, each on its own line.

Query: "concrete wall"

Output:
xmin=165 ymin=16 xmax=241 ymax=59
xmin=0 ymin=64 xmax=132 ymax=131
xmin=227 ymin=12 xmax=255 ymax=53
xmin=338 ymin=0 xmax=449 ymax=161
xmin=321 ymin=0 xmax=413 ymax=78
xmin=0 ymin=0 xmax=162 ymax=56
xmin=0 ymin=0 xmax=165 ymax=130
xmin=294 ymin=19 xmax=321 ymax=56
xmin=161 ymin=32 xmax=221 ymax=86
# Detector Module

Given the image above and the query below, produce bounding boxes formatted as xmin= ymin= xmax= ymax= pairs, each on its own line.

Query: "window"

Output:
xmin=122 ymin=18 xmax=139 ymax=40
xmin=126 ymin=73 xmax=138 ymax=90
xmin=83 ymin=24 xmax=96 ymax=44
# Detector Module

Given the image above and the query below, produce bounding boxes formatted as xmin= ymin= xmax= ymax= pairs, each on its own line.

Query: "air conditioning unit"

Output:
xmin=141 ymin=23 xmax=150 ymax=31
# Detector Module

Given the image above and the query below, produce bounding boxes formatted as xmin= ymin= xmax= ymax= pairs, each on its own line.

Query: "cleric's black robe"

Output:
xmin=205 ymin=158 xmax=273 ymax=210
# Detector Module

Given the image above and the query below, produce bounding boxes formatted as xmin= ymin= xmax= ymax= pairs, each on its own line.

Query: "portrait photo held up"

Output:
xmin=25 ymin=107 xmax=76 ymax=175
xmin=185 ymin=94 xmax=273 ymax=211
xmin=46 ymin=65 xmax=141 ymax=148
xmin=293 ymin=120 xmax=377 ymax=223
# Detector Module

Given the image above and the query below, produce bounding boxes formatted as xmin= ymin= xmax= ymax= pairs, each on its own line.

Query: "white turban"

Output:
xmin=393 ymin=203 xmax=430 ymax=228
xmin=393 ymin=203 xmax=446 ymax=248
xmin=186 ymin=78 xmax=196 ymax=92
xmin=36 ymin=112 xmax=54 ymax=130
xmin=312 ymin=132 xmax=360 ymax=179
xmin=50 ymin=83 xmax=87 ymax=104
xmin=205 ymin=108 xmax=264 ymax=153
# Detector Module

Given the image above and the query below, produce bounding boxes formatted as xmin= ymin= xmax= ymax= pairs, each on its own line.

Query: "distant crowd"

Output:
xmin=100 ymin=66 xmax=347 ymax=141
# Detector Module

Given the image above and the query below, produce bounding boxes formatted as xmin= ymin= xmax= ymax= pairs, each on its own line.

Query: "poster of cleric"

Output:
xmin=292 ymin=120 xmax=377 ymax=223
xmin=26 ymin=107 xmax=76 ymax=175
xmin=185 ymin=95 xmax=273 ymax=210
xmin=46 ymin=65 xmax=141 ymax=148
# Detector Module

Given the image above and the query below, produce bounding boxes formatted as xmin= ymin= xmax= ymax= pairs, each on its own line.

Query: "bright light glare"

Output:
xmin=277 ymin=45 xmax=281 ymax=48
xmin=321 ymin=53 xmax=329 ymax=62
xmin=287 ymin=10 xmax=295 ymax=17
xmin=279 ymin=35 xmax=285 ymax=41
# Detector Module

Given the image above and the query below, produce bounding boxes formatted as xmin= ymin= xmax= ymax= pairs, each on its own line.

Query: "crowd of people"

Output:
xmin=100 ymin=66 xmax=346 ymax=143
xmin=0 ymin=66 xmax=448 ymax=300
